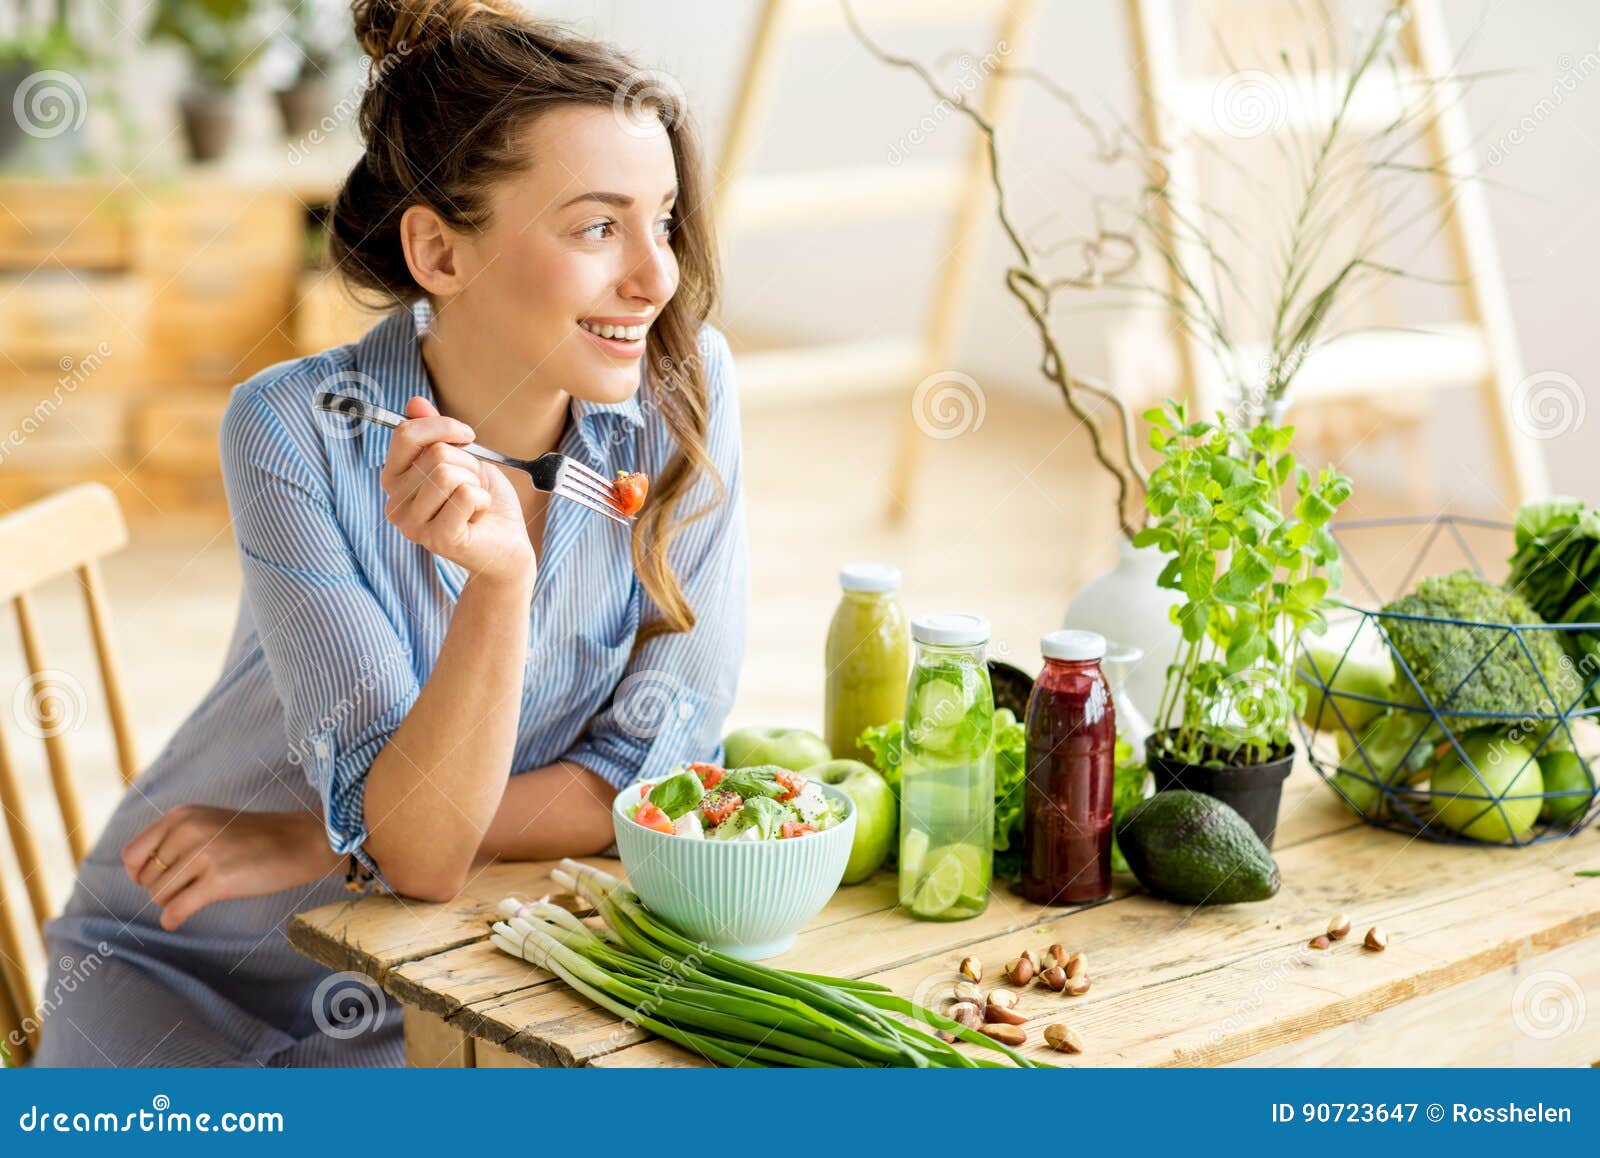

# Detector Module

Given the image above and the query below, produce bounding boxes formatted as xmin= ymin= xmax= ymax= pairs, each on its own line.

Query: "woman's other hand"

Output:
xmin=121 ymin=807 xmax=342 ymax=932
xmin=380 ymin=396 xmax=535 ymax=587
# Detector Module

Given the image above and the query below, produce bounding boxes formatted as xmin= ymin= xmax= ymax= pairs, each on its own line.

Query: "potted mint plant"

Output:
xmin=150 ymin=0 xmax=266 ymax=162
xmin=1132 ymin=400 xmax=1352 ymax=845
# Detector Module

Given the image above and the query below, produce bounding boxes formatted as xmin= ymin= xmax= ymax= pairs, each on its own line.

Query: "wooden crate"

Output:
xmin=0 ymin=182 xmax=134 ymax=271
xmin=0 ymin=273 xmax=149 ymax=374
xmin=0 ymin=391 xmax=128 ymax=469
xmin=138 ymin=188 xmax=302 ymax=388
xmin=294 ymin=268 xmax=389 ymax=354
xmin=130 ymin=393 xmax=229 ymax=475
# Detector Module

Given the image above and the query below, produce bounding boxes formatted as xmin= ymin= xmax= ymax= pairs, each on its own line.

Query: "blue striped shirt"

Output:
xmin=33 ymin=302 xmax=747 ymax=1065
xmin=219 ymin=303 xmax=749 ymax=880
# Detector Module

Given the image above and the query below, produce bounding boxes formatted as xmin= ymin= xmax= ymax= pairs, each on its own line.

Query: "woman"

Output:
xmin=32 ymin=0 xmax=745 ymax=1067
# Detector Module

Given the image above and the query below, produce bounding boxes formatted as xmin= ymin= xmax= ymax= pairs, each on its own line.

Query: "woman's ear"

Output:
xmin=399 ymin=204 xmax=467 ymax=296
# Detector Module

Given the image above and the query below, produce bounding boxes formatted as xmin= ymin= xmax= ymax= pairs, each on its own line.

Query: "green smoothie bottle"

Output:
xmin=824 ymin=564 xmax=910 ymax=764
xmin=899 ymin=613 xmax=995 ymax=921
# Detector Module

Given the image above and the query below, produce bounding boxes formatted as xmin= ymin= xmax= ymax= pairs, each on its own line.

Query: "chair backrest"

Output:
xmin=0 ymin=484 xmax=136 ymax=1065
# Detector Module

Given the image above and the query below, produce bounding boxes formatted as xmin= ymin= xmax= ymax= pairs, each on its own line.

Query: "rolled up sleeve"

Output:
xmin=564 ymin=328 xmax=749 ymax=790
xmin=220 ymin=388 xmax=421 ymax=876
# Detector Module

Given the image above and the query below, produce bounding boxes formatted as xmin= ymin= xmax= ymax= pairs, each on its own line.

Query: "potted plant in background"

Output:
xmin=149 ymin=0 xmax=266 ymax=163
xmin=1133 ymin=400 xmax=1352 ymax=845
xmin=273 ymin=0 xmax=341 ymax=140
xmin=0 ymin=7 xmax=92 ymax=169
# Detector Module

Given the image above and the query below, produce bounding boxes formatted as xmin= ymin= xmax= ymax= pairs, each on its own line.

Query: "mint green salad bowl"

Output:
xmin=611 ymin=781 xmax=856 ymax=960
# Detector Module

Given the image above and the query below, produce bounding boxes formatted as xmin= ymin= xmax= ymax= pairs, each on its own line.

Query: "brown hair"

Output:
xmin=331 ymin=0 xmax=723 ymax=645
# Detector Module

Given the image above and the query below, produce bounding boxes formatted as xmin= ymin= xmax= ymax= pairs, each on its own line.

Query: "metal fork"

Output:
xmin=313 ymin=392 xmax=633 ymax=526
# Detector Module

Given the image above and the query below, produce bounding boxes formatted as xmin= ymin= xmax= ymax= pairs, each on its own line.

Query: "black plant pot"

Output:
xmin=275 ymin=76 xmax=329 ymax=140
xmin=179 ymin=87 xmax=237 ymax=164
xmin=1145 ymin=732 xmax=1294 ymax=847
xmin=0 ymin=61 xmax=34 ymax=163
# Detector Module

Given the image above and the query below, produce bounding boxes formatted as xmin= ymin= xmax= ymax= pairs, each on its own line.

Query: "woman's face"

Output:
xmin=452 ymin=103 xmax=682 ymax=405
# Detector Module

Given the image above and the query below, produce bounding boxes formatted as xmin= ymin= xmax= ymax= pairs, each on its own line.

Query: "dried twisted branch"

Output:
xmin=842 ymin=1 xmax=1150 ymax=540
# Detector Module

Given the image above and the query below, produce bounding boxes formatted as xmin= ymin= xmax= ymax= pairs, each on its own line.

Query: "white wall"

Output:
xmin=543 ymin=0 xmax=1600 ymax=516
xmin=94 ymin=0 xmax=1600 ymax=513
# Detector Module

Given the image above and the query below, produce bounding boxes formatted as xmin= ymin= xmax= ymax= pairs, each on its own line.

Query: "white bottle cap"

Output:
xmin=912 ymin=612 xmax=990 ymax=647
xmin=1041 ymin=629 xmax=1107 ymax=662
xmin=839 ymin=563 xmax=902 ymax=593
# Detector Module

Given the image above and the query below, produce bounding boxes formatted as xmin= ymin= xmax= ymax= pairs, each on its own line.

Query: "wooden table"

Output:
xmin=288 ymin=767 xmax=1600 ymax=1067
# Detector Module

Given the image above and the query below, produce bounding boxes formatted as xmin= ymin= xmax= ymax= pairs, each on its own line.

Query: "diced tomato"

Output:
xmin=688 ymin=761 xmax=725 ymax=789
xmin=780 ymin=821 xmax=816 ymax=839
xmin=700 ymin=789 xmax=743 ymax=827
xmin=634 ymin=801 xmax=674 ymax=834
xmin=639 ymin=782 xmax=651 ymax=797
xmin=613 ymin=470 xmax=649 ymax=516
xmin=774 ymin=770 xmax=804 ymax=802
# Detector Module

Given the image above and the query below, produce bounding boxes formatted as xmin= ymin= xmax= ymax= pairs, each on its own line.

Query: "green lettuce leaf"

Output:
xmin=991 ymin=709 xmax=1027 ymax=883
xmin=647 ymin=770 xmax=706 ymax=819
xmin=737 ymin=795 xmax=790 ymax=840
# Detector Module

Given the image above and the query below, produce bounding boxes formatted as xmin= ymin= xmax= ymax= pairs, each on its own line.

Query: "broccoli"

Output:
xmin=1380 ymin=570 xmax=1579 ymax=726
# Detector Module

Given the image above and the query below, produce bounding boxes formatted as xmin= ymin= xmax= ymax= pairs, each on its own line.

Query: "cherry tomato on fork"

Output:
xmin=613 ymin=470 xmax=649 ymax=516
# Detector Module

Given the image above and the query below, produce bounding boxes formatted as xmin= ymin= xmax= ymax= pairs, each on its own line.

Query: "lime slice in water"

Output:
xmin=909 ymin=851 xmax=965 ymax=918
xmin=900 ymin=828 xmax=930 ymax=878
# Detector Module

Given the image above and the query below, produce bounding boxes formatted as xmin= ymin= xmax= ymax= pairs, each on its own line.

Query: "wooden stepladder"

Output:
xmin=1122 ymin=0 xmax=1550 ymax=507
xmin=713 ymin=0 xmax=1041 ymax=518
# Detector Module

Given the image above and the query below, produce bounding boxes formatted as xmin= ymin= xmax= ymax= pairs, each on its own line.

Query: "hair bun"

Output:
xmin=349 ymin=0 xmax=523 ymax=61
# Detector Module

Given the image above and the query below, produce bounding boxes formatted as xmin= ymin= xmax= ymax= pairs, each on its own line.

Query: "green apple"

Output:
xmin=1297 ymin=619 xmax=1395 ymax=734
xmin=1538 ymin=750 xmax=1597 ymax=825
xmin=722 ymin=726 xmax=831 ymax=772
xmin=1431 ymin=735 xmax=1542 ymax=842
xmin=811 ymin=758 xmax=896 ymax=883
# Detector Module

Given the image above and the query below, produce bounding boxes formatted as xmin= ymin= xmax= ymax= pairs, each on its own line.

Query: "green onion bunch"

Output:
xmin=488 ymin=859 xmax=1046 ymax=1069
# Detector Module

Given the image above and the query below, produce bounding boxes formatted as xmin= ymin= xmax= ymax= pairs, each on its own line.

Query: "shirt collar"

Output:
xmin=352 ymin=302 xmax=646 ymax=467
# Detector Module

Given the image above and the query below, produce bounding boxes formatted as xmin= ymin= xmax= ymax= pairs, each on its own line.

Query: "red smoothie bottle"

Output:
xmin=1022 ymin=630 xmax=1116 ymax=905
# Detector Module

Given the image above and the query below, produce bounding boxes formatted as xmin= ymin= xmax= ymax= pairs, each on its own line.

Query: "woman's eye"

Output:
xmin=654 ymin=213 xmax=675 ymax=238
xmin=579 ymin=220 xmax=616 ymax=240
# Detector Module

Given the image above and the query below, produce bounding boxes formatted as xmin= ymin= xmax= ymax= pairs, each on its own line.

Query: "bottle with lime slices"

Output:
xmin=898 ymin=613 xmax=995 ymax=921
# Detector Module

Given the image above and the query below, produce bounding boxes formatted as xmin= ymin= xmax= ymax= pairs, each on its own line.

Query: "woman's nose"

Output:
xmin=619 ymin=236 xmax=676 ymax=305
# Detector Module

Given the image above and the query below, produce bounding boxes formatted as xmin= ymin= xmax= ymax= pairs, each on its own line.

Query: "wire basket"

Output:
xmin=1295 ymin=516 xmax=1600 ymax=846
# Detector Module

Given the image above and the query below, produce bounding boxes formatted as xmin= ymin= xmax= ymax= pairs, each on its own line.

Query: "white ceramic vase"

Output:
xmin=1062 ymin=536 xmax=1182 ymax=725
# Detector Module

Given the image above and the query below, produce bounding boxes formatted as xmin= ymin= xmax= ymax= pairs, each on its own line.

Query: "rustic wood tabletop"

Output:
xmin=288 ymin=767 xmax=1600 ymax=1068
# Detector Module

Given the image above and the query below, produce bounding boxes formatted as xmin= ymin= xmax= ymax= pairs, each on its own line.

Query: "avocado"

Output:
xmin=1116 ymin=790 xmax=1281 ymax=904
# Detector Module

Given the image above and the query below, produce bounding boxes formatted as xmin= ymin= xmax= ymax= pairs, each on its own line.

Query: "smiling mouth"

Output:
xmin=578 ymin=319 xmax=649 ymax=342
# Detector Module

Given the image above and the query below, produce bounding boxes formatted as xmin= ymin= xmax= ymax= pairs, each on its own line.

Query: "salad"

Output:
xmin=626 ymin=762 xmax=847 ymax=841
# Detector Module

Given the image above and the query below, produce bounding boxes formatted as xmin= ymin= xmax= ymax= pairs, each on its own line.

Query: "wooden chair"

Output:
xmin=0 ymin=484 xmax=138 ymax=1065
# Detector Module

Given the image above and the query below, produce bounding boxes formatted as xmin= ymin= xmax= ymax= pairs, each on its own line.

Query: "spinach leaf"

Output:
xmin=648 ymin=770 xmax=705 ymax=819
